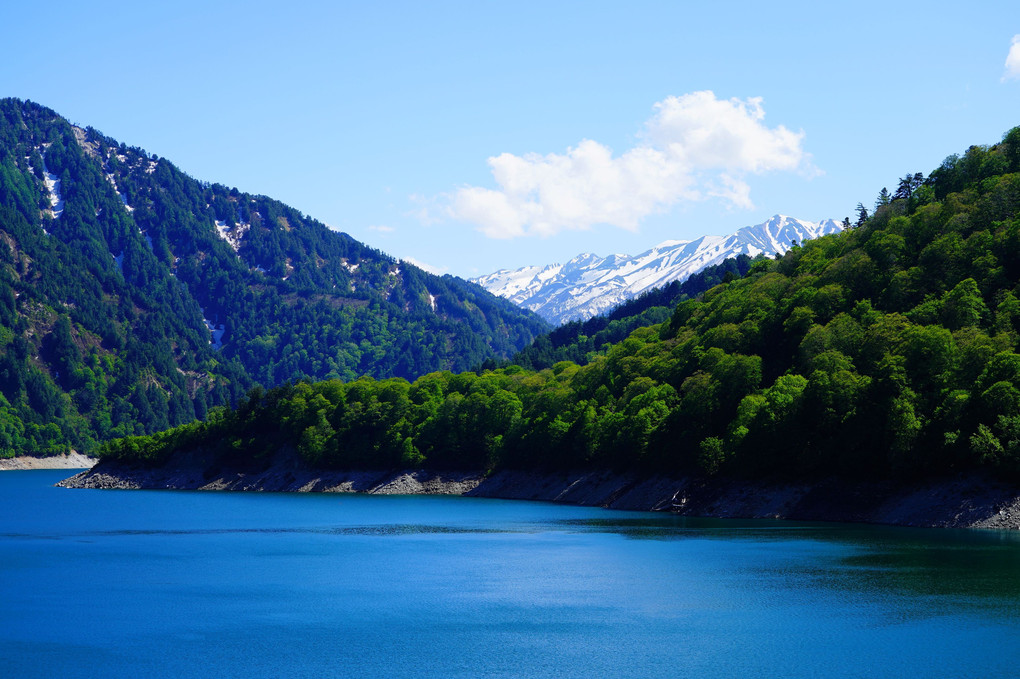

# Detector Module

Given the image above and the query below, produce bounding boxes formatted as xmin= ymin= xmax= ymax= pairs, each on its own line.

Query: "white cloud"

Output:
xmin=445 ymin=91 xmax=813 ymax=239
xmin=401 ymin=256 xmax=448 ymax=275
xmin=367 ymin=224 xmax=395 ymax=233
xmin=1004 ymin=35 xmax=1020 ymax=81
xmin=705 ymin=174 xmax=754 ymax=210
xmin=642 ymin=92 xmax=807 ymax=173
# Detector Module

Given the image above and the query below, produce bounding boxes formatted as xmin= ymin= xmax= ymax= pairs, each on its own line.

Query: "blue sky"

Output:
xmin=4 ymin=1 xmax=1020 ymax=278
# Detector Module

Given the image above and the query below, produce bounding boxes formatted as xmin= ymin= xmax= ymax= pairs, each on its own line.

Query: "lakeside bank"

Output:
xmin=59 ymin=454 xmax=1020 ymax=530
xmin=1 ymin=453 xmax=96 ymax=471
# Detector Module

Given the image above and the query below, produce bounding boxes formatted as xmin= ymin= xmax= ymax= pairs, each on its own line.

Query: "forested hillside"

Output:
xmin=0 ymin=99 xmax=547 ymax=457
xmin=508 ymin=254 xmax=755 ymax=371
xmin=104 ymin=125 xmax=1020 ymax=481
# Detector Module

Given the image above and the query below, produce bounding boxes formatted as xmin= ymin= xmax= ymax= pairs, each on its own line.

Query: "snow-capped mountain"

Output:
xmin=472 ymin=215 xmax=844 ymax=325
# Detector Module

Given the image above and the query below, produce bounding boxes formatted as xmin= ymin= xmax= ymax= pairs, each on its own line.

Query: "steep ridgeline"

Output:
xmin=473 ymin=215 xmax=843 ymax=325
xmin=0 ymin=99 xmax=547 ymax=457
xmin=95 ymin=125 xmax=1020 ymax=487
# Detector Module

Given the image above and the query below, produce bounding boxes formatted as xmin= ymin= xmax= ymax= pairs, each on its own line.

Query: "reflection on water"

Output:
xmin=555 ymin=515 xmax=831 ymax=538
xmin=558 ymin=515 xmax=1020 ymax=604
xmin=3 ymin=524 xmax=515 ymax=540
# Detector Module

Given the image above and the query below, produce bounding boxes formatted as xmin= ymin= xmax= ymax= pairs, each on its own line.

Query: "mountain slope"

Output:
xmin=0 ymin=98 xmax=547 ymax=456
xmin=508 ymin=254 xmax=757 ymax=371
xmin=473 ymin=215 xmax=843 ymax=324
xmin=92 ymin=123 xmax=1020 ymax=485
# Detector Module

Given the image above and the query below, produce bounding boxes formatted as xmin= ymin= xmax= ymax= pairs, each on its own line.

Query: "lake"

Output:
xmin=2 ymin=470 xmax=1019 ymax=678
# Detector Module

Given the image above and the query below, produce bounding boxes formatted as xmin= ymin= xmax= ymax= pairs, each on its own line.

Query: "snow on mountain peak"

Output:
xmin=470 ymin=215 xmax=843 ymax=325
xmin=654 ymin=239 xmax=690 ymax=249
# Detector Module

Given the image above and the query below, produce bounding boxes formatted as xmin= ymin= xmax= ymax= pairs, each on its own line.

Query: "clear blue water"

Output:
xmin=2 ymin=470 xmax=1019 ymax=679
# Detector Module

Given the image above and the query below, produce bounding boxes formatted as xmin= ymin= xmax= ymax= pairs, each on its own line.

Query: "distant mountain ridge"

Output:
xmin=472 ymin=215 xmax=844 ymax=324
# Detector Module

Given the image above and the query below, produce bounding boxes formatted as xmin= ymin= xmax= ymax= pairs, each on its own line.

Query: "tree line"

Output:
xmin=102 ymin=125 xmax=1020 ymax=480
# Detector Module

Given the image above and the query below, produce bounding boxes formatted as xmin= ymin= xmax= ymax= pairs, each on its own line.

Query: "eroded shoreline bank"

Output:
xmin=58 ymin=457 xmax=1020 ymax=530
xmin=1 ymin=452 xmax=96 ymax=470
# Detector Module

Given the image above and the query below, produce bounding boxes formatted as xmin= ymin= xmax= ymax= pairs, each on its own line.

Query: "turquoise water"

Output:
xmin=2 ymin=470 xmax=1019 ymax=678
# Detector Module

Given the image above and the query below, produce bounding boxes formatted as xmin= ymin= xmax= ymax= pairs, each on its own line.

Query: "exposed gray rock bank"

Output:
xmin=1 ymin=452 xmax=96 ymax=470
xmin=58 ymin=455 xmax=1020 ymax=530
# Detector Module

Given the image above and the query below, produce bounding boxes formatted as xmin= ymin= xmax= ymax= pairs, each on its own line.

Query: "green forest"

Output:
xmin=101 ymin=126 xmax=1020 ymax=481
xmin=0 ymin=99 xmax=548 ymax=458
xmin=506 ymin=254 xmax=755 ymax=371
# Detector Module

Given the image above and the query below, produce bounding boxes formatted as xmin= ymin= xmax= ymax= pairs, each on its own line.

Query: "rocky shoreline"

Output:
xmin=58 ymin=455 xmax=1020 ymax=530
xmin=1 ymin=452 xmax=96 ymax=470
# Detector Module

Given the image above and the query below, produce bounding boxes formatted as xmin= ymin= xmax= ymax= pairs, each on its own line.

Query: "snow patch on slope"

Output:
xmin=41 ymin=159 xmax=64 ymax=219
xmin=201 ymin=310 xmax=226 ymax=350
xmin=214 ymin=220 xmax=250 ymax=252
xmin=104 ymin=172 xmax=134 ymax=212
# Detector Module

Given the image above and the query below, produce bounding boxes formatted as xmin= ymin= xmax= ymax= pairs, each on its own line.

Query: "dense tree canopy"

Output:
xmin=507 ymin=254 xmax=756 ymax=371
xmin=105 ymin=125 xmax=1020 ymax=482
xmin=0 ymin=99 xmax=547 ymax=457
